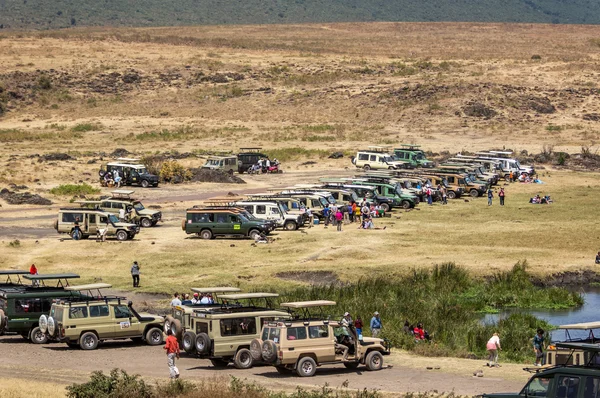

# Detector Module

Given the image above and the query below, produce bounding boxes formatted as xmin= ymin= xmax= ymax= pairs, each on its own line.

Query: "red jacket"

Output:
xmin=30 ymin=265 xmax=37 ymax=275
xmin=164 ymin=335 xmax=180 ymax=355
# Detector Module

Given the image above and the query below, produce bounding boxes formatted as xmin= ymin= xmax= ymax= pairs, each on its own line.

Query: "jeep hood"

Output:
xmin=361 ymin=337 xmax=383 ymax=344
xmin=138 ymin=209 xmax=160 ymax=217
xmin=138 ymin=312 xmax=163 ymax=322
xmin=115 ymin=222 xmax=137 ymax=228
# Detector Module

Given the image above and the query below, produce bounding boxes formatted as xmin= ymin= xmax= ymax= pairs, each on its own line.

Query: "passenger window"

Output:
xmin=89 ymin=214 xmax=96 ymax=224
xmin=114 ymin=305 xmax=132 ymax=319
xmin=256 ymin=206 xmax=266 ymax=215
xmin=287 ymin=327 xmax=307 ymax=340
xmin=89 ymin=305 xmax=109 ymax=317
xmin=584 ymin=377 xmax=600 ymax=398
xmin=524 ymin=377 xmax=554 ymax=397
xmin=244 ymin=206 xmax=253 ymax=213
xmin=369 ymin=155 xmax=377 ymax=161
xmin=268 ymin=327 xmax=281 ymax=343
xmin=291 ymin=202 xmax=299 ymax=209
xmin=195 ymin=322 xmax=208 ymax=335
xmin=309 ymin=325 xmax=329 ymax=338
xmin=270 ymin=208 xmax=279 ymax=215
xmin=69 ymin=307 xmax=88 ymax=319
xmin=229 ymin=215 xmax=240 ymax=223
xmin=311 ymin=200 xmax=320 ymax=208
xmin=220 ymin=317 xmax=257 ymax=336
xmin=358 ymin=154 xmax=368 ymax=161
xmin=62 ymin=213 xmax=83 ymax=223
xmin=447 ymin=177 xmax=455 ymax=183
xmin=558 ymin=377 xmax=580 ymax=398
xmin=216 ymin=214 xmax=227 ymax=223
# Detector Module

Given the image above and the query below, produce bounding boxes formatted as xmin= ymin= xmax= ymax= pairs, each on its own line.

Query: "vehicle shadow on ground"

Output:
xmin=43 ymin=340 xmax=153 ymax=351
xmin=259 ymin=367 xmax=367 ymax=378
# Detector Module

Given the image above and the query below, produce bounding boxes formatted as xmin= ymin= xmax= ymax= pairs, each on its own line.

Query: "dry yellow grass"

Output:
xmin=0 ymin=378 xmax=66 ymax=398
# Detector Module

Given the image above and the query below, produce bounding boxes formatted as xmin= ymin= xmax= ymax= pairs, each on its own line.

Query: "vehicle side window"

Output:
xmin=309 ymin=325 xmax=329 ymax=338
xmin=311 ymin=199 xmax=320 ymax=208
xmin=260 ymin=317 xmax=276 ymax=327
xmin=13 ymin=298 xmax=51 ymax=314
xmin=291 ymin=202 xmax=299 ymax=209
xmin=62 ymin=212 xmax=83 ymax=223
xmin=89 ymin=214 xmax=96 ymax=223
xmin=220 ymin=317 xmax=257 ymax=336
xmin=261 ymin=327 xmax=269 ymax=341
xmin=243 ymin=205 xmax=254 ymax=213
xmin=195 ymin=322 xmax=208 ymax=335
xmin=229 ymin=215 xmax=240 ymax=223
xmin=89 ymin=305 xmax=109 ymax=317
xmin=447 ymin=177 xmax=455 ymax=183
xmin=256 ymin=205 xmax=266 ymax=215
xmin=113 ymin=202 xmax=124 ymax=209
xmin=524 ymin=376 xmax=554 ymax=397
xmin=287 ymin=327 xmax=307 ymax=340
xmin=114 ymin=305 xmax=132 ymax=319
xmin=69 ymin=307 xmax=88 ymax=319
xmin=99 ymin=216 xmax=108 ymax=224
xmin=558 ymin=377 xmax=580 ymax=398
xmin=270 ymin=207 xmax=279 ymax=215
xmin=358 ymin=154 xmax=368 ymax=161
xmin=216 ymin=214 xmax=227 ymax=223
xmin=369 ymin=155 xmax=376 ymax=161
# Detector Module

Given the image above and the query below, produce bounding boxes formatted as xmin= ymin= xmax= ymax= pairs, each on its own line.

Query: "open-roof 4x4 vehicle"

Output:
xmin=482 ymin=342 xmax=600 ymax=398
xmin=0 ymin=272 xmax=82 ymax=344
xmin=234 ymin=198 xmax=304 ymax=231
xmin=78 ymin=190 xmax=161 ymax=228
xmin=319 ymin=180 xmax=398 ymax=212
xmin=40 ymin=283 xmax=164 ymax=350
xmin=55 ymin=208 xmax=139 ymax=241
xmin=353 ymin=146 xmax=408 ymax=171
xmin=182 ymin=205 xmax=272 ymax=240
xmin=100 ymin=158 xmax=159 ymax=188
xmin=237 ymin=148 xmax=269 ymax=174
xmin=254 ymin=301 xmax=390 ymax=377
xmin=393 ymin=145 xmax=435 ymax=168
xmin=183 ymin=293 xmax=292 ymax=369
xmin=202 ymin=155 xmax=239 ymax=175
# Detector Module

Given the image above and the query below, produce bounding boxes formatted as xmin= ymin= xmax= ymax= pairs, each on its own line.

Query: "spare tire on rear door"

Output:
xmin=0 ymin=309 xmax=6 ymax=332
xmin=38 ymin=315 xmax=48 ymax=334
xmin=250 ymin=338 xmax=263 ymax=361
xmin=261 ymin=340 xmax=278 ymax=363
xmin=195 ymin=332 xmax=211 ymax=354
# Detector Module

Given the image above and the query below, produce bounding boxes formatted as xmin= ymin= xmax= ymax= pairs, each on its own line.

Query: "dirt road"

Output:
xmin=0 ymin=335 xmax=523 ymax=395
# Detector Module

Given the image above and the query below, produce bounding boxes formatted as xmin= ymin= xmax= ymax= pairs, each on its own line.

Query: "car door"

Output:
xmin=213 ymin=213 xmax=232 ymax=236
xmin=86 ymin=214 xmax=98 ymax=235
xmin=308 ymin=324 xmax=336 ymax=362
xmin=229 ymin=215 xmax=243 ymax=235
xmin=112 ymin=304 xmax=140 ymax=338
xmin=87 ymin=304 xmax=114 ymax=338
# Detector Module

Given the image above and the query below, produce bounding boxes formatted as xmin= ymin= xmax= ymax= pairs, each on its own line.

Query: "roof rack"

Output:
xmin=191 ymin=287 xmax=241 ymax=294
xmin=280 ymin=300 xmax=336 ymax=308
xmin=0 ymin=270 xmax=30 ymax=284
xmin=398 ymin=144 xmax=422 ymax=149
xmin=116 ymin=157 xmax=141 ymax=162
xmin=64 ymin=283 xmax=112 ymax=291
xmin=219 ymin=293 xmax=279 ymax=300
xmin=111 ymin=189 xmax=135 ymax=198
xmin=239 ymin=147 xmax=263 ymax=152
xmin=23 ymin=273 xmax=80 ymax=288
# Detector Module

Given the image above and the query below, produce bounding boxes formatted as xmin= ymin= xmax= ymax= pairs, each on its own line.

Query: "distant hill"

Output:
xmin=1 ymin=0 xmax=600 ymax=29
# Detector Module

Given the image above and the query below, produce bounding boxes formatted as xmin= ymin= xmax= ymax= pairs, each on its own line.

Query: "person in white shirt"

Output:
xmin=170 ymin=293 xmax=182 ymax=307
xmin=190 ymin=293 xmax=201 ymax=304
xmin=200 ymin=294 xmax=211 ymax=304
xmin=486 ymin=332 xmax=501 ymax=367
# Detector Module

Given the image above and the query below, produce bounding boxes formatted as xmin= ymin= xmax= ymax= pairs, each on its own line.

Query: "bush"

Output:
xmin=159 ymin=161 xmax=192 ymax=183
xmin=49 ymin=183 xmax=100 ymax=196
xmin=37 ymin=75 xmax=52 ymax=90
xmin=71 ymin=123 xmax=103 ymax=132
xmin=8 ymin=239 xmax=20 ymax=248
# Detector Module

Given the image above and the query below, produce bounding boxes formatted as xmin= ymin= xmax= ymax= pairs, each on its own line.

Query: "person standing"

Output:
xmin=322 ymin=205 xmax=330 ymax=227
xmin=441 ymin=187 xmax=448 ymax=205
xmin=73 ymin=217 xmax=82 ymax=240
xmin=130 ymin=261 xmax=140 ymax=288
xmin=370 ymin=311 xmax=382 ymax=337
xmin=306 ymin=208 xmax=313 ymax=228
xmin=499 ymin=188 xmax=505 ymax=206
xmin=533 ymin=328 xmax=545 ymax=366
xmin=164 ymin=329 xmax=180 ymax=379
xmin=486 ymin=332 xmax=501 ymax=367
xmin=29 ymin=263 xmax=39 ymax=287
xmin=170 ymin=293 xmax=182 ymax=307
xmin=354 ymin=316 xmax=364 ymax=337
xmin=426 ymin=187 xmax=433 ymax=206
xmin=335 ymin=209 xmax=343 ymax=231
xmin=487 ymin=188 xmax=494 ymax=206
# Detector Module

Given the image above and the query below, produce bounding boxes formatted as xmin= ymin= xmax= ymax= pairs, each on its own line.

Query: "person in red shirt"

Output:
xmin=414 ymin=323 xmax=425 ymax=341
xmin=29 ymin=264 xmax=38 ymax=286
xmin=164 ymin=329 xmax=180 ymax=378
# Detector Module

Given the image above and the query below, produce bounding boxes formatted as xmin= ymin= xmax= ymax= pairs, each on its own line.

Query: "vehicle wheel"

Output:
xmin=470 ymin=189 xmax=479 ymax=198
xmin=38 ymin=314 xmax=48 ymax=334
xmin=388 ymin=166 xmax=394 ymax=170
xmin=30 ymin=326 xmax=48 ymax=344
xmin=447 ymin=191 xmax=456 ymax=200
xmin=141 ymin=180 xmax=149 ymax=188
xmin=210 ymin=359 xmax=229 ymax=368
xmin=170 ymin=319 xmax=183 ymax=340
xmin=70 ymin=229 xmax=82 ymax=240
xmin=183 ymin=331 xmax=196 ymax=354
xmin=164 ymin=316 xmax=174 ymax=334
xmin=233 ymin=348 xmax=254 ymax=369
xmin=344 ymin=362 xmax=360 ymax=369
xmin=261 ymin=340 xmax=278 ymax=363
xmin=284 ymin=221 xmax=297 ymax=231
xmin=146 ymin=327 xmax=163 ymax=346
xmin=47 ymin=316 xmax=56 ymax=338
xmin=200 ymin=229 xmax=213 ymax=240
xmin=66 ymin=342 xmax=79 ymax=349
xmin=79 ymin=332 xmax=99 ymax=350
xmin=248 ymin=229 xmax=261 ymax=240
xmin=401 ymin=200 xmax=411 ymax=209
xmin=250 ymin=338 xmax=263 ymax=361
xmin=363 ymin=165 xmax=371 ymax=171
xmin=296 ymin=357 xmax=317 ymax=377
xmin=116 ymin=230 xmax=128 ymax=241
xmin=276 ymin=366 xmax=291 ymax=374
xmin=380 ymin=202 xmax=390 ymax=212
xmin=141 ymin=218 xmax=152 ymax=228
xmin=195 ymin=332 xmax=211 ymax=354
xmin=365 ymin=351 xmax=384 ymax=371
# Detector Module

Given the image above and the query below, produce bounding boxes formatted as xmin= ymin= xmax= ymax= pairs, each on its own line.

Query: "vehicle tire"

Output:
xmin=141 ymin=218 xmax=152 ymax=228
xmin=344 ymin=362 xmax=360 ymax=369
xmin=181 ymin=219 xmax=186 ymax=231
xmin=276 ymin=366 xmax=291 ymax=374
xmin=146 ymin=327 xmax=163 ymax=346
xmin=200 ymin=229 xmax=213 ymax=240
xmin=296 ymin=357 xmax=317 ymax=377
xmin=388 ymin=166 xmax=394 ymax=170
xmin=170 ymin=319 xmax=183 ymax=340
xmin=261 ymin=340 xmax=278 ymax=363
xmin=38 ymin=314 xmax=48 ymax=334
xmin=401 ymin=200 xmax=411 ymax=209
xmin=79 ymin=332 xmax=99 ymax=350
xmin=470 ymin=189 xmax=479 ymax=198
xmin=47 ymin=316 xmax=56 ymax=338
xmin=233 ymin=348 xmax=254 ymax=369
xmin=284 ymin=221 xmax=297 ymax=231
xmin=70 ymin=229 xmax=82 ymax=240
xmin=380 ymin=202 xmax=390 ymax=212
xmin=248 ymin=229 xmax=261 ymax=240
xmin=195 ymin=332 xmax=211 ymax=354
xmin=365 ymin=351 xmax=384 ymax=371
xmin=0 ymin=309 xmax=5 ymax=331
xmin=164 ymin=316 xmax=174 ymax=334
xmin=250 ymin=338 xmax=263 ymax=361
xmin=141 ymin=180 xmax=149 ymax=188
xmin=447 ymin=191 xmax=456 ymax=199
xmin=116 ymin=230 xmax=128 ymax=241
xmin=30 ymin=326 xmax=48 ymax=344
xmin=363 ymin=165 xmax=371 ymax=171
xmin=182 ymin=331 xmax=196 ymax=354
xmin=210 ymin=359 xmax=229 ymax=368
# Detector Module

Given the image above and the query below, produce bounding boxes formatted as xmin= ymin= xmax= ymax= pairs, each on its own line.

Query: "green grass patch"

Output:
xmin=0 ymin=128 xmax=82 ymax=142
xmin=71 ymin=123 xmax=103 ymax=132
xmin=49 ymin=183 xmax=100 ymax=196
xmin=267 ymin=147 xmax=331 ymax=162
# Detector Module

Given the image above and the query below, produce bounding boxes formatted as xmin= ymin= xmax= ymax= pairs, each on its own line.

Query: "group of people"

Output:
xmin=529 ymin=194 xmax=553 ymax=204
xmin=169 ymin=292 xmax=215 ymax=306
xmin=487 ymin=187 xmax=506 ymax=206
xmin=334 ymin=311 xmax=382 ymax=360
xmin=100 ymin=169 xmax=125 ymax=187
xmin=402 ymin=321 xmax=432 ymax=342
xmin=485 ymin=328 xmax=546 ymax=368
xmin=249 ymin=158 xmax=279 ymax=174
xmin=316 ymin=200 xmax=386 ymax=232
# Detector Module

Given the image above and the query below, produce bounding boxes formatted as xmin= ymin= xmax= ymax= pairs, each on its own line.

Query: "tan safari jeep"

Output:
xmin=252 ymin=300 xmax=391 ymax=377
xmin=39 ymin=283 xmax=164 ymax=350
xmin=183 ymin=293 xmax=292 ymax=369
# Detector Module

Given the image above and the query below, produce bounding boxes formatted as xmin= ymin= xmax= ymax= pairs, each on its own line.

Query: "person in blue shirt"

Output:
xmin=533 ymin=328 xmax=545 ymax=366
xmin=370 ymin=311 xmax=382 ymax=337
xmin=322 ymin=204 xmax=330 ymax=226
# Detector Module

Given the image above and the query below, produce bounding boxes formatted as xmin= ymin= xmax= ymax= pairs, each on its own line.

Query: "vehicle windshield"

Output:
xmin=108 ymin=214 xmax=119 ymax=224
xmin=238 ymin=213 xmax=250 ymax=222
xmin=277 ymin=203 xmax=287 ymax=214
xmin=441 ymin=179 xmax=449 ymax=188
xmin=521 ymin=376 xmax=553 ymax=397
xmin=134 ymin=202 xmax=145 ymax=211
xmin=383 ymin=156 xmax=395 ymax=163
xmin=458 ymin=178 xmax=466 ymax=185
xmin=326 ymin=196 xmax=336 ymax=204
xmin=349 ymin=191 xmax=358 ymax=201
xmin=319 ymin=197 xmax=328 ymax=207
xmin=136 ymin=167 xmax=147 ymax=174
xmin=280 ymin=203 xmax=289 ymax=212
xmin=206 ymin=159 xmax=220 ymax=166
xmin=50 ymin=305 xmax=64 ymax=322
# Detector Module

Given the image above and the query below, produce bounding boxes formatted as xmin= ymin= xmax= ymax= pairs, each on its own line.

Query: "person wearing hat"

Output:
xmin=341 ymin=312 xmax=353 ymax=327
xmin=191 ymin=292 xmax=201 ymax=304
xmin=130 ymin=261 xmax=140 ymax=288
xmin=370 ymin=311 xmax=382 ymax=337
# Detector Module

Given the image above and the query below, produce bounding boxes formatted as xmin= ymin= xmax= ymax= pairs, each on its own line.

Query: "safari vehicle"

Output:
xmin=437 ymin=164 xmax=493 ymax=187
xmin=319 ymin=181 xmax=398 ymax=212
xmin=0 ymin=272 xmax=82 ymax=343
xmin=202 ymin=155 xmax=239 ymax=175
xmin=245 ymin=194 xmax=307 ymax=230
xmin=545 ymin=322 xmax=600 ymax=366
xmin=352 ymin=146 xmax=408 ymax=171
xmin=237 ymin=148 xmax=269 ymax=174
xmin=446 ymin=158 xmax=500 ymax=185
xmin=474 ymin=152 xmax=534 ymax=180
xmin=393 ymin=171 xmax=464 ymax=199
xmin=40 ymin=283 xmax=164 ymax=350
xmin=184 ymin=293 xmax=292 ymax=369
xmin=393 ymin=144 xmax=435 ymax=168
xmin=420 ymin=169 xmax=486 ymax=198
xmin=235 ymin=198 xmax=304 ymax=231
xmin=482 ymin=342 xmax=600 ymax=398
xmin=182 ymin=205 xmax=272 ymax=240
xmin=77 ymin=190 xmax=161 ymax=228
xmin=267 ymin=191 xmax=328 ymax=220
xmin=100 ymin=158 xmax=159 ymax=188
xmin=55 ymin=208 xmax=140 ymax=241
xmin=254 ymin=301 xmax=391 ymax=377
xmin=348 ymin=178 xmax=417 ymax=209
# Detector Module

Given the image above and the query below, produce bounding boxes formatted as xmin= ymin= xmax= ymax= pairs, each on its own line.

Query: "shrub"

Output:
xmin=49 ymin=183 xmax=100 ymax=196
xmin=8 ymin=239 xmax=20 ymax=248
xmin=71 ymin=123 xmax=103 ymax=132
xmin=159 ymin=161 xmax=192 ymax=183
xmin=37 ymin=75 xmax=52 ymax=90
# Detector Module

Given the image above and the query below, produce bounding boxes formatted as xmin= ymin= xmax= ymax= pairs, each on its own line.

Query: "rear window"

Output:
xmin=287 ymin=327 xmax=307 ymax=340
xmin=220 ymin=317 xmax=257 ymax=336
xmin=195 ymin=321 xmax=209 ymax=335
xmin=263 ymin=327 xmax=281 ymax=343
xmin=50 ymin=306 xmax=64 ymax=321
xmin=358 ymin=154 xmax=368 ymax=161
